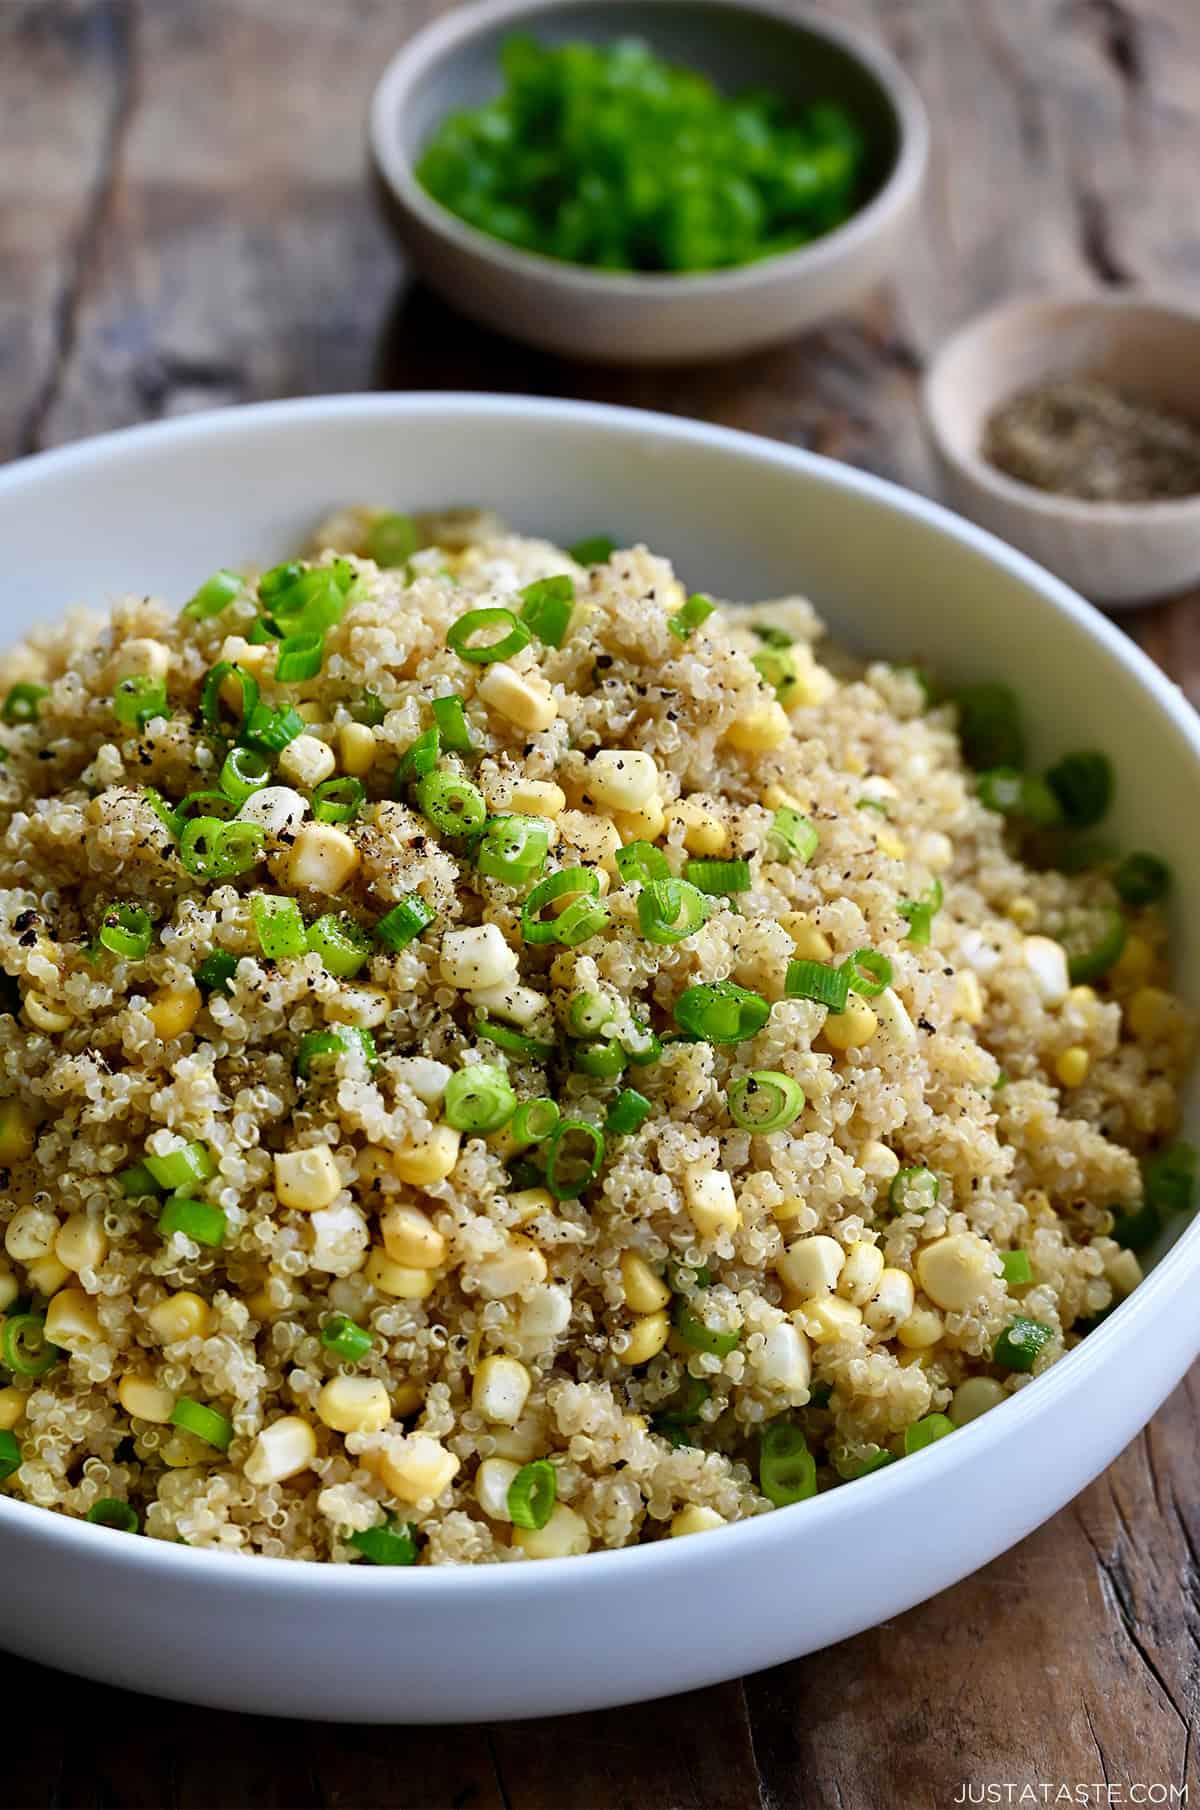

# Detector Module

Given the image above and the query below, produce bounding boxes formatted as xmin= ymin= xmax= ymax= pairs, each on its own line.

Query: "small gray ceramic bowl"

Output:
xmin=369 ymin=0 xmax=929 ymax=364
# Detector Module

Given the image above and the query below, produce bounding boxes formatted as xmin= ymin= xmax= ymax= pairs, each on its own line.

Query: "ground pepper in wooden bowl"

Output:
xmin=984 ymin=379 xmax=1200 ymax=504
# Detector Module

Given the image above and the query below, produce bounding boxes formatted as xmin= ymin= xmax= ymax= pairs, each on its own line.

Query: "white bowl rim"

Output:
xmin=368 ymin=0 xmax=931 ymax=297
xmin=922 ymin=288 xmax=1200 ymax=524
xmin=1 ymin=388 xmax=1197 ymax=1601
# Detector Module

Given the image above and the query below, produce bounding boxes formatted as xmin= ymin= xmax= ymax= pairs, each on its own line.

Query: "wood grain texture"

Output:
xmin=4 ymin=1 xmax=1200 ymax=1804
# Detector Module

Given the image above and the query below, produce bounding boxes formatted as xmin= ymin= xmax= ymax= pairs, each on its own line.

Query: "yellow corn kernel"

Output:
xmin=288 ymin=821 xmax=360 ymax=893
xmin=513 ymin=1501 xmax=590 ymax=1559
xmin=621 ymin=1310 xmax=670 ymax=1365
xmin=1128 ymin=987 xmax=1174 ymax=1041
xmin=724 ymin=701 xmax=791 ymax=753
xmin=509 ymin=1186 xmax=553 ymax=1225
xmin=476 ymin=662 xmax=558 ymax=733
xmin=297 ymin=701 xmax=327 ymax=727
xmin=391 ymin=1380 xmax=425 ymax=1419
xmin=951 ymin=971 xmax=985 ymax=1026
xmin=0 ymin=1101 xmax=34 ymax=1165
xmin=116 ymin=636 xmax=172 ymax=683
xmin=1055 ymin=1046 xmax=1090 ymax=1088
xmin=317 ymin=1375 xmax=392 ymax=1435
xmin=780 ymin=915 xmax=833 ymax=963
xmin=475 ymin=1236 xmax=547 ymax=1298
xmin=337 ymin=720 xmax=378 ymax=777
xmin=218 ymin=635 xmax=272 ymax=686
xmin=377 ymin=1432 xmax=460 ymax=1504
xmin=244 ymin=1415 xmax=318 ymax=1487
xmin=159 ymin=1428 xmax=212 ymax=1468
xmin=820 ymin=1000 xmax=878 ymax=1051
xmin=1068 ymin=985 xmax=1097 ymax=1007
xmin=26 ymin=1254 xmax=71 ymax=1297
xmin=777 ymin=1234 xmax=844 ymax=1297
xmin=510 ymin=778 xmax=567 ymax=818
xmin=147 ymin=982 xmax=201 ymax=1041
xmin=611 ymin=799 xmax=667 ymax=844
xmin=949 ymin=1376 xmax=1005 ymax=1426
xmin=896 ymin=1306 xmax=945 ymax=1349
xmin=0 ymin=1267 xmax=18 ymax=1313
xmin=1007 ymin=896 xmax=1038 ymax=929
xmin=24 ymin=993 xmax=71 ymax=1033
xmin=666 ymin=800 xmax=728 ymax=857
xmin=55 ymin=1212 xmax=107 ymax=1275
xmin=916 ymin=1233 xmax=996 ymax=1312
xmin=671 ymin=1505 xmax=726 ymax=1537
xmin=0 ymin=1385 xmax=25 ymax=1430
xmin=619 ymin=1250 xmax=671 ymax=1314
xmin=364 ymin=1248 xmax=437 ymax=1300
xmin=381 ymin=1201 xmax=446 ymax=1269
xmin=472 ymin=1354 xmax=532 ymax=1425
xmin=43 ymin=1287 xmax=102 ymax=1352
xmin=875 ymin=828 xmax=907 ymax=861
xmin=771 ymin=1194 xmax=808 ymax=1224
xmin=244 ymin=1286 xmax=277 ymax=1322
xmin=683 ymin=1167 xmax=740 ymax=1238
xmin=761 ymin=784 xmax=808 ymax=812
xmin=117 ymin=1373 xmax=176 ymax=1423
xmin=147 ymin=1290 xmax=211 ymax=1343
xmin=392 ymin=1123 xmax=461 ymax=1188
xmin=1111 ymin=934 xmax=1153 ymax=988
xmin=274 ymin=1146 xmax=342 ymax=1212
xmin=796 ymin=1295 xmax=863 ymax=1344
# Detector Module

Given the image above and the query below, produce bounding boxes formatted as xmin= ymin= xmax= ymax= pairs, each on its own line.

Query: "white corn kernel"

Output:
xmin=950 ymin=1376 xmax=1005 ymax=1426
xmin=1023 ymin=936 xmax=1070 ymax=1006
xmin=513 ymin=1501 xmax=590 ymax=1559
xmin=55 ymin=1213 xmax=107 ymax=1275
xmin=671 ymin=1506 xmax=726 ymax=1537
xmin=43 ymin=1287 xmax=102 ymax=1352
xmin=475 ymin=1455 xmax=521 ymax=1520
xmin=338 ymin=720 xmax=378 ymax=777
xmin=440 ymin=923 xmax=518 ymax=990
xmin=476 ymin=662 xmax=558 ymax=733
xmin=951 ymin=970 xmax=986 ymax=1026
xmin=777 ymin=1235 xmax=845 ymax=1298
xmin=586 ymin=750 xmax=660 ymax=812
xmin=308 ymin=1201 xmax=370 ymax=1276
xmin=0 ymin=1102 xmax=33 ymax=1165
xmin=958 ymin=928 xmax=1003 ymax=977
xmin=510 ymin=778 xmax=566 ymax=818
xmin=752 ymin=1319 xmax=812 ymax=1395
xmin=278 ymin=732 xmax=336 ymax=789
xmin=683 ymin=1167 xmax=740 ymax=1238
xmin=27 ymin=1253 xmax=70 ymax=1297
xmin=24 ymin=993 xmax=71 ymax=1032
xmin=317 ymin=1375 xmax=391 ymax=1435
xmin=872 ymin=988 xmax=918 ymax=1048
xmin=365 ymin=1249 xmax=437 ymax=1300
xmin=236 ymin=784 xmax=307 ymax=837
xmin=5 ymin=1204 xmax=58 ymax=1264
xmin=117 ymin=1374 xmax=176 ymax=1423
xmin=381 ymin=1202 xmax=446 ymax=1269
xmin=244 ymin=1415 xmax=317 ymax=1486
xmin=514 ymin=1283 xmax=572 ymax=1346
xmin=469 ymin=980 xmax=548 ymax=1027
xmin=392 ymin=1123 xmax=461 ymax=1187
xmin=475 ymin=1237 xmax=548 ymax=1298
xmin=611 ymin=798 xmax=667 ymax=844
xmin=916 ymin=1233 xmax=997 ymax=1313
xmin=838 ymin=1242 xmax=885 ymax=1305
xmin=795 ymin=1295 xmax=863 ymax=1343
xmin=619 ymin=1250 xmax=671 ymax=1314
xmin=218 ymin=634 xmax=271 ymax=680
xmin=864 ymin=1268 xmax=915 ymax=1337
xmin=288 ymin=821 xmax=360 ymax=893
xmin=1105 ymin=1248 xmax=1143 ymax=1299
xmin=377 ymin=1433 xmax=460 ymax=1504
xmin=860 ymin=1141 xmax=901 ymax=1182
xmin=274 ymin=1146 xmax=342 ymax=1211
xmin=509 ymin=1187 xmax=553 ymax=1225
xmin=115 ymin=636 xmax=172 ymax=683
xmin=472 ymin=1354 xmax=532 ymax=1425
xmin=326 ymin=984 xmax=391 ymax=1029
xmin=147 ymin=1290 xmax=211 ymax=1342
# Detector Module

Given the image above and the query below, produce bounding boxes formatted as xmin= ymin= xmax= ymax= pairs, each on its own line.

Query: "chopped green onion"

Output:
xmin=1046 ymin=751 xmax=1113 ymax=828
xmin=117 ymin=1161 xmax=161 ymax=1197
xmin=567 ymin=993 xmax=614 ymax=1037
xmin=219 ymin=744 xmax=271 ymax=806
xmin=545 ymin=1119 xmax=606 ymax=1198
xmin=144 ymin=1141 xmax=215 ymax=1192
xmin=431 ymin=693 xmax=474 ymax=753
xmin=519 ymin=574 xmax=575 ymax=647
xmin=477 ymin=814 xmax=550 ymax=884
xmin=252 ymin=894 xmax=307 ymax=961
xmin=246 ymin=617 xmax=280 ymax=645
xmin=673 ymin=1297 xmax=739 ymax=1357
xmin=258 ymin=561 xmax=303 ymax=602
xmin=97 ymin=904 xmax=153 ymax=962
xmin=843 ymin=948 xmax=892 ymax=998
xmin=312 ymin=776 xmax=365 ymax=824
xmin=1059 ymin=903 xmax=1126 ymax=984
xmin=767 ymin=808 xmax=818 ymax=863
xmin=976 ymin=767 xmax=1024 ymax=815
xmin=625 ymin=1018 xmax=662 ymax=1067
xmin=751 ymin=646 xmax=801 ymax=705
xmin=727 ymin=1070 xmax=805 ymax=1132
xmin=393 ymin=727 xmax=442 ymax=791
xmin=86 ymin=1498 xmax=140 ymax=1532
xmin=0 ymin=1429 xmax=21 ymax=1480
xmin=674 ymin=980 xmax=770 ymax=1045
xmin=668 ymin=593 xmax=715 ymax=640
xmin=1114 ymin=852 xmax=1170 ymax=907
xmin=785 ymin=959 xmax=850 ymax=1012
xmin=568 ymin=534 xmax=615 ymax=566
xmin=521 ymin=868 xmax=599 ymax=945
xmin=352 ymin=690 xmax=386 ymax=727
xmin=652 ymin=1376 xmax=711 ymax=1443
xmin=113 ymin=675 xmax=168 ymax=730
xmin=183 ymin=569 xmax=242 ymax=619
xmin=685 ymin=859 xmax=751 ymax=896
xmin=243 ymin=702 xmax=304 ymax=754
xmin=2 ymin=683 xmax=48 ymax=725
xmin=444 ymin=1063 xmax=516 ymax=1134
xmin=636 ymin=877 xmax=707 ymax=944
xmin=169 ymin=1397 xmax=232 ymax=1451
xmin=956 ymin=683 xmax=1024 ymax=770
xmin=177 ymin=788 xmax=239 ymax=824
xmin=179 ymin=816 xmax=264 ymax=881
xmin=844 ymin=1449 xmax=896 ymax=1480
xmin=558 ymin=897 xmax=612 ymax=946
xmin=750 ymin=624 xmax=792 ymax=648
xmin=307 ymin=912 xmax=372 ymax=979
xmin=144 ymin=787 xmax=183 ymax=840
xmin=275 ymin=632 xmax=324 ymax=683
xmin=348 ymin=1517 xmax=418 ymax=1565
xmin=573 ymin=1037 xmax=626 ymax=1079
xmin=263 ymin=563 xmax=352 ymax=635
xmin=506 ymin=1458 xmax=557 ymax=1530
xmin=1000 ymin=1249 xmax=1032 ymax=1286
xmin=2 ymin=1312 xmax=58 ymax=1376
xmin=889 ymin=1166 xmax=939 ymax=1215
xmin=199 ymin=662 xmax=259 ymax=732
xmin=993 ymin=1316 xmax=1054 ymax=1373
xmin=759 ymin=1421 xmax=817 ymax=1507
xmin=858 ymin=797 xmax=889 ymax=817
xmin=296 ymin=1026 xmax=377 ymax=1080
xmin=159 ymin=1196 xmax=227 ymax=1247
xmin=898 ymin=878 xmax=944 ymax=947
xmin=475 ymin=1017 xmax=554 ymax=1062
xmin=375 ymin=895 xmax=437 ymax=951
xmin=510 ymin=1097 xmax=560 ymax=1146
xmin=321 ymin=1313 xmax=374 ymax=1362
xmin=606 ymin=1087 xmax=652 ymax=1135
xmin=446 ymin=607 xmax=530 ymax=665
xmin=1018 ymin=775 xmax=1065 ymax=828
xmin=366 ymin=512 xmax=418 ymax=568
xmin=195 ymin=950 xmax=237 ymax=994
xmin=415 ymin=770 xmax=487 ymax=836
xmin=1111 ymin=1204 xmax=1158 ymax=1251
xmin=903 ymin=1414 xmax=955 ymax=1455
xmin=614 ymin=841 xmax=670 ymax=885
xmin=1144 ymin=1141 xmax=1197 ymax=1215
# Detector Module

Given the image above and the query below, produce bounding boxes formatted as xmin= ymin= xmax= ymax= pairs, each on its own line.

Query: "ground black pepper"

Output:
xmin=983 ymin=378 xmax=1200 ymax=502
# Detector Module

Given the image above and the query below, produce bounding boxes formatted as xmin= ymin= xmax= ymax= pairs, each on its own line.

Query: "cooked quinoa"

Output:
xmin=0 ymin=506 xmax=1191 ymax=1562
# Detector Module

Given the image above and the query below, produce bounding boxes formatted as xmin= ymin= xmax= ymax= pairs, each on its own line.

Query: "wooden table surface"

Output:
xmin=5 ymin=1 xmax=1200 ymax=1804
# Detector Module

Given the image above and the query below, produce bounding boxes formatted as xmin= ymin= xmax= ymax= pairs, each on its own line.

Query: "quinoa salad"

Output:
xmin=0 ymin=507 xmax=1192 ymax=1564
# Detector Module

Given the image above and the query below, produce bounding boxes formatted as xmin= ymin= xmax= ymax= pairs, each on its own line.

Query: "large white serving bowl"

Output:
xmin=0 ymin=396 xmax=1197 ymax=1723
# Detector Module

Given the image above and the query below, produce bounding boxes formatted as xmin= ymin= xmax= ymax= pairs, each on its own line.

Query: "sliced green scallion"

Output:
xmin=179 ymin=816 xmax=264 ymax=881
xmin=636 ymin=877 xmax=706 ymax=944
xmin=1114 ymin=852 xmax=1169 ymax=907
xmin=444 ymin=1064 xmax=517 ymax=1134
xmin=415 ymin=770 xmax=487 ymax=837
xmin=199 ymin=661 xmax=259 ymax=733
xmin=842 ymin=949 xmax=892 ymax=998
xmin=2 ymin=683 xmax=48 ymax=725
xmin=955 ymin=683 xmax=1024 ymax=771
xmin=674 ymin=981 xmax=770 ymax=1045
xmin=347 ymin=1517 xmax=419 ymax=1565
xmin=614 ymin=841 xmax=670 ymax=885
xmin=252 ymin=894 xmax=307 ymax=961
xmin=519 ymin=575 xmax=575 ymax=647
xmin=375 ymin=894 xmax=437 ymax=951
xmin=1045 ymin=751 xmax=1113 ymax=828
xmin=667 ymin=593 xmax=715 ymax=640
xmin=144 ymin=1141 xmax=215 ymax=1192
xmin=219 ymin=744 xmax=271 ymax=806
xmin=785 ymin=959 xmax=849 ymax=1012
xmin=477 ymin=815 xmax=550 ymax=885
xmin=727 ymin=1070 xmax=805 ymax=1132
xmin=158 ymin=1197 xmax=227 ymax=1248
xmin=275 ymin=632 xmax=324 ymax=683
xmin=86 ymin=1498 xmax=140 ymax=1532
xmin=2 ymin=1313 xmax=58 ymax=1377
xmin=366 ymin=512 xmax=418 ymax=569
xmin=759 ymin=1421 xmax=817 ymax=1507
xmin=673 ymin=1297 xmax=739 ymax=1357
xmin=475 ymin=1018 xmax=555 ymax=1063
xmin=306 ymin=913 xmax=372 ymax=979
xmin=295 ymin=1026 xmax=377 ymax=1081
xmin=889 ymin=1166 xmax=939 ymax=1215
xmin=898 ymin=878 xmax=943 ymax=947
xmin=1058 ymin=903 xmax=1126 ymax=984
xmin=97 ymin=904 xmax=153 ymax=962
xmin=393 ymin=727 xmax=441 ymax=792
xmin=545 ymin=1119 xmax=606 ymax=1198
xmin=182 ymin=569 xmax=242 ymax=619
xmin=685 ymin=858 xmax=750 ymax=896
xmin=431 ymin=693 xmax=474 ymax=753
xmin=195 ymin=951 xmax=238 ymax=994
xmin=321 ymin=1313 xmax=375 ymax=1362
xmin=113 ymin=675 xmax=168 ymax=731
xmin=312 ymin=777 xmax=365 ymax=824
xmin=169 ymin=1397 xmax=232 ymax=1451
xmin=606 ymin=1087 xmax=652 ymax=1135
xmin=1000 ymin=1250 xmax=1032 ymax=1286
xmin=993 ymin=1316 xmax=1054 ymax=1373
xmin=767 ymin=808 xmax=818 ymax=863
xmin=0 ymin=1428 xmax=20 ymax=1481
xmin=510 ymin=1097 xmax=560 ymax=1147
xmin=521 ymin=869 xmax=604 ymax=946
xmin=506 ymin=1458 xmax=557 ymax=1530
xmin=903 ymin=1414 xmax=955 ymax=1455
xmin=446 ymin=607 xmax=530 ymax=665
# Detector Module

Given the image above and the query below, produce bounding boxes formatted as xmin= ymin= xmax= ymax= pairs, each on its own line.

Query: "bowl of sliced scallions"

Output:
xmin=369 ymin=0 xmax=928 ymax=362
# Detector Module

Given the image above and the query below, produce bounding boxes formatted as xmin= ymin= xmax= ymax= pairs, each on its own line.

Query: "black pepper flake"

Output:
xmin=18 ymin=930 xmax=37 ymax=948
xmin=14 ymin=911 xmax=37 ymax=932
xmin=917 ymin=1015 xmax=937 ymax=1033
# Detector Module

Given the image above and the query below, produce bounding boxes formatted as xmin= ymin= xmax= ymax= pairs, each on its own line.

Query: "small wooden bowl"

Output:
xmin=922 ymin=293 xmax=1200 ymax=608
